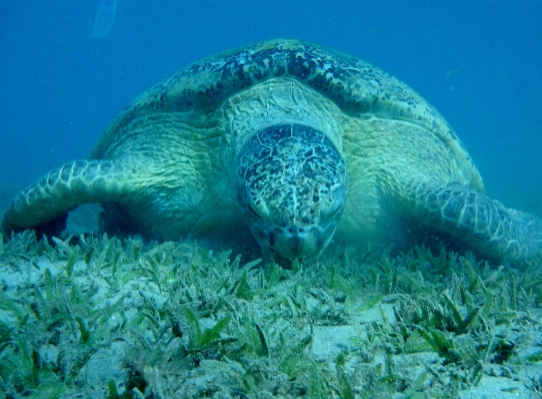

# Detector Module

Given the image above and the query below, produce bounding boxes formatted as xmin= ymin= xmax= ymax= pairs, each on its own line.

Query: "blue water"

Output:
xmin=0 ymin=0 xmax=541 ymax=213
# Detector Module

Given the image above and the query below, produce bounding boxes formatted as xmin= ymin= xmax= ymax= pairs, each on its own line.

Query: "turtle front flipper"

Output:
xmin=391 ymin=180 xmax=542 ymax=269
xmin=2 ymin=158 xmax=138 ymax=236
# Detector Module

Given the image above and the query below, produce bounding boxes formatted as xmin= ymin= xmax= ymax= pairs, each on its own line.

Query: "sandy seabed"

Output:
xmin=0 ymin=207 xmax=541 ymax=398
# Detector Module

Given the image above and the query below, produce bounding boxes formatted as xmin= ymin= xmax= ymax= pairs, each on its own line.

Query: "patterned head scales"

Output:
xmin=236 ymin=124 xmax=348 ymax=258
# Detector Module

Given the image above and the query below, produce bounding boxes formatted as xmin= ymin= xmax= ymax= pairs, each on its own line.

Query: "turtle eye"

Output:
xmin=319 ymin=192 xmax=344 ymax=223
xmin=245 ymin=193 xmax=270 ymax=220
xmin=320 ymin=201 xmax=341 ymax=221
xmin=269 ymin=232 xmax=276 ymax=247
xmin=248 ymin=204 xmax=262 ymax=220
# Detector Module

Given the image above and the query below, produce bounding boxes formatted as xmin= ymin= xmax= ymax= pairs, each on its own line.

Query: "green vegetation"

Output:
xmin=0 ymin=231 xmax=541 ymax=398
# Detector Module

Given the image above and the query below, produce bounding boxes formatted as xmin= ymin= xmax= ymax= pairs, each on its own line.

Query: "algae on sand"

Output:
xmin=0 ymin=231 xmax=541 ymax=398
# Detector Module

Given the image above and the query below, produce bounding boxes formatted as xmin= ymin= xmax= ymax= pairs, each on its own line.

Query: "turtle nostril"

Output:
xmin=287 ymin=225 xmax=305 ymax=236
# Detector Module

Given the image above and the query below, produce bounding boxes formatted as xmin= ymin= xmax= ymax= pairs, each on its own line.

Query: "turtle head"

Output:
xmin=236 ymin=124 xmax=348 ymax=259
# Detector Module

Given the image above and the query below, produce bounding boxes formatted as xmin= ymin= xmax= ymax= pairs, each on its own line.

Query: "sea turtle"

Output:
xmin=2 ymin=39 xmax=541 ymax=267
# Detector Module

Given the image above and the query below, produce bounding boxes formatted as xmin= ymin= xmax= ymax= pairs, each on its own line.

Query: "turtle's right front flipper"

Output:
xmin=2 ymin=158 xmax=138 ymax=236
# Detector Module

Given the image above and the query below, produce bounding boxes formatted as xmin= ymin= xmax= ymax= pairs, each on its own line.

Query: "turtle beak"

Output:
xmin=274 ymin=225 xmax=316 ymax=258
xmin=269 ymin=222 xmax=336 ymax=259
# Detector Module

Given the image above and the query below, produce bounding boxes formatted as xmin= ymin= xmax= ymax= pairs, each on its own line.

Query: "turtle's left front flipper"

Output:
xmin=391 ymin=180 xmax=542 ymax=269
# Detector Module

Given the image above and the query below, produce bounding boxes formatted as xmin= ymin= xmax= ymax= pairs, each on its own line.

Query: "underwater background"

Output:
xmin=0 ymin=0 xmax=541 ymax=215
xmin=1 ymin=3 xmax=542 ymax=398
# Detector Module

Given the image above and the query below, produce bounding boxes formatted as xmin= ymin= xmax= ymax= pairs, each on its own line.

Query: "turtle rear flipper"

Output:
xmin=2 ymin=158 xmax=138 ymax=236
xmin=392 ymin=180 xmax=542 ymax=269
